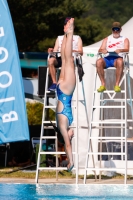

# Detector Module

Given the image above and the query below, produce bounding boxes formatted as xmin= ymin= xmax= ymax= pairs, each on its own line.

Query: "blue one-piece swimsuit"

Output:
xmin=56 ymin=84 xmax=73 ymax=126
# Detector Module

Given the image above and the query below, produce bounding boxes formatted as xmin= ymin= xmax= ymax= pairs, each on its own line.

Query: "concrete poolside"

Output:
xmin=0 ymin=177 xmax=133 ymax=184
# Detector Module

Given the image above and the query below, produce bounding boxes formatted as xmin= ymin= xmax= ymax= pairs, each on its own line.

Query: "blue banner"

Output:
xmin=0 ymin=0 xmax=29 ymax=144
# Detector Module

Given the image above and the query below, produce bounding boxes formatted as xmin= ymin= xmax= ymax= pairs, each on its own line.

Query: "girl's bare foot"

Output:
xmin=65 ymin=18 xmax=74 ymax=34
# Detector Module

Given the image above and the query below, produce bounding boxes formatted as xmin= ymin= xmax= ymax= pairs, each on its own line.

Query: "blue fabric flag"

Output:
xmin=0 ymin=0 xmax=29 ymax=144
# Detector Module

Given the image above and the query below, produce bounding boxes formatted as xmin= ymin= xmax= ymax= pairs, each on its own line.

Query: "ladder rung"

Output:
xmin=43 ymin=121 xmax=56 ymax=123
xmin=99 ymin=139 xmax=133 ymax=143
xmin=100 ymin=99 xmax=130 ymax=102
xmin=46 ymin=91 xmax=55 ymax=94
xmin=41 ymin=136 xmax=57 ymax=139
xmin=40 ymin=151 xmax=76 ymax=155
xmin=38 ymin=167 xmax=70 ymax=170
xmin=41 ymin=135 xmax=75 ymax=139
xmin=90 ymin=137 xmax=126 ymax=140
xmin=45 ymin=106 xmax=56 ymax=108
xmin=81 ymin=126 xmax=126 ymax=129
xmin=44 ymin=126 xmax=54 ymax=129
xmin=127 ymin=120 xmax=133 ymax=122
xmin=85 ymin=168 xmax=125 ymax=171
xmin=43 ymin=124 xmax=78 ymax=128
xmin=91 ymin=120 xmax=126 ymax=124
xmin=44 ymin=105 xmax=76 ymax=108
xmin=92 ymin=126 xmax=125 ymax=129
xmin=87 ymin=152 xmax=125 ymax=155
xmin=91 ymin=126 xmax=133 ymax=129
xmin=93 ymin=106 xmax=125 ymax=108
xmin=91 ymin=120 xmax=133 ymax=123
xmin=43 ymin=126 xmax=76 ymax=130
xmin=94 ymin=90 xmax=125 ymax=93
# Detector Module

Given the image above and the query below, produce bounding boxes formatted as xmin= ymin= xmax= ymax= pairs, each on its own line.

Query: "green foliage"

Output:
xmin=47 ymin=109 xmax=56 ymax=121
xmin=75 ymin=17 xmax=105 ymax=45
xmin=85 ymin=0 xmax=133 ymax=37
xmin=26 ymin=102 xmax=55 ymax=125
xmin=7 ymin=0 xmax=90 ymax=51
xmin=7 ymin=0 xmax=133 ymax=51
xmin=26 ymin=102 xmax=43 ymax=125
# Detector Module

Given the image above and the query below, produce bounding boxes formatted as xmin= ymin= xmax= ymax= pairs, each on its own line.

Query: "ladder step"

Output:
xmin=43 ymin=121 xmax=56 ymax=123
xmin=45 ymin=105 xmax=76 ymax=108
xmin=40 ymin=151 xmax=76 ymax=155
xmin=127 ymin=120 xmax=133 ymax=122
xmin=94 ymin=90 xmax=125 ymax=93
xmin=91 ymin=120 xmax=126 ymax=124
xmin=46 ymin=91 xmax=55 ymax=94
xmin=44 ymin=126 xmax=55 ymax=129
xmin=81 ymin=126 xmax=125 ymax=129
xmin=85 ymin=168 xmax=125 ymax=171
xmin=45 ymin=106 xmax=56 ymax=108
xmin=87 ymin=152 xmax=125 ymax=155
xmin=99 ymin=139 xmax=133 ymax=143
xmin=100 ymin=99 xmax=132 ymax=102
xmin=93 ymin=106 xmax=125 ymax=108
xmin=38 ymin=167 xmax=69 ymax=170
xmin=91 ymin=125 xmax=133 ymax=129
xmin=41 ymin=136 xmax=57 ymax=139
xmin=90 ymin=137 xmax=126 ymax=140
xmin=43 ymin=123 xmax=77 ymax=128
xmin=92 ymin=126 xmax=125 ymax=129
xmin=43 ymin=121 xmax=77 ymax=124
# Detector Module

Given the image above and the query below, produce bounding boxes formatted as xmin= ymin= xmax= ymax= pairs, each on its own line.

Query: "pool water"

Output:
xmin=0 ymin=184 xmax=133 ymax=200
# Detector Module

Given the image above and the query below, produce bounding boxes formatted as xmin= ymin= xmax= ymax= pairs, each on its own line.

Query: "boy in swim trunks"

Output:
xmin=96 ymin=21 xmax=130 ymax=92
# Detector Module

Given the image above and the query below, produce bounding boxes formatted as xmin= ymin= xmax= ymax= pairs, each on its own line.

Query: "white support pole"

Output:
xmin=75 ymin=66 xmax=79 ymax=184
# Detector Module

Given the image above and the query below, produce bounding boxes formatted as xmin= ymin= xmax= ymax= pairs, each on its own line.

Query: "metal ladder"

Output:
xmin=84 ymin=53 xmax=133 ymax=184
xmin=35 ymin=53 xmax=90 ymax=184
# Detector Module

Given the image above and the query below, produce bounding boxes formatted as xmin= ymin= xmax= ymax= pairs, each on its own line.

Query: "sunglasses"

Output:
xmin=112 ymin=27 xmax=120 ymax=32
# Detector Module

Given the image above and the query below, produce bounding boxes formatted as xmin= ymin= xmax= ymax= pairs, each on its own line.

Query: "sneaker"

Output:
xmin=48 ymin=83 xmax=57 ymax=91
xmin=97 ymin=86 xmax=106 ymax=92
xmin=114 ymin=85 xmax=121 ymax=92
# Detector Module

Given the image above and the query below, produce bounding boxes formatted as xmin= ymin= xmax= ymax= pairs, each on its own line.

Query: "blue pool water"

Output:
xmin=0 ymin=184 xmax=133 ymax=200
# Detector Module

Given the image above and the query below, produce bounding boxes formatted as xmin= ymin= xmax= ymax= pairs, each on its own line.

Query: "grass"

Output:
xmin=0 ymin=167 xmax=133 ymax=180
xmin=0 ymin=167 xmax=75 ymax=179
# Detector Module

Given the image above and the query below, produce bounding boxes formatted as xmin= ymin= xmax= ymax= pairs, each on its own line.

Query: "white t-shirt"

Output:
xmin=105 ymin=35 xmax=126 ymax=57
xmin=57 ymin=35 xmax=79 ymax=56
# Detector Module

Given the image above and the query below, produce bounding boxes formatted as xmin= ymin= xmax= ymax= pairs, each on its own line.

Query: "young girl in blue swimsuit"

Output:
xmin=56 ymin=18 xmax=75 ymax=172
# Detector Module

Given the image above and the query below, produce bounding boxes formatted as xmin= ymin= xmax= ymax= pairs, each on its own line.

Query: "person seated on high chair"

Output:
xmin=48 ymin=17 xmax=83 ymax=92
xmin=96 ymin=21 xmax=130 ymax=93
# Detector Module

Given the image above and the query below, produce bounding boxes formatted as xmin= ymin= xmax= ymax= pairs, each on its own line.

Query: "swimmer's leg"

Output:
xmin=58 ymin=35 xmax=67 ymax=84
xmin=57 ymin=114 xmax=74 ymax=169
xmin=60 ymin=18 xmax=76 ymax=95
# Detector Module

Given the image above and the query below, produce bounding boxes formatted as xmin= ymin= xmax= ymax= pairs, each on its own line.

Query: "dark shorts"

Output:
xmin=55 ymin=57 xmax=62 ymax=68
xmin=104 ymin=56 xmax=122 ymax=69
xmin=50 ymin=55 xmax=62 ymax=68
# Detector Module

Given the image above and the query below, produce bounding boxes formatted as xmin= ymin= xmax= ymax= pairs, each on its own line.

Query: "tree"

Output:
xmin=7 ymin=0 xmax=93 ymax=51
xmin=8 ymin=0 xmax=133 ymax=51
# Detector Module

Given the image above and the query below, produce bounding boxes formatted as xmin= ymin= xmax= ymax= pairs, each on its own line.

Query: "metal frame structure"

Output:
xmin=84 ymin=53 xmax=133 ymax=184
xmin=35 ymin=53 xmax=90 ymax=184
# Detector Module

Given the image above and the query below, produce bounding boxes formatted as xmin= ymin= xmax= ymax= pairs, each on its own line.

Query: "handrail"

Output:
xmin=97 ymin=51 xmax=129 ymax=60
